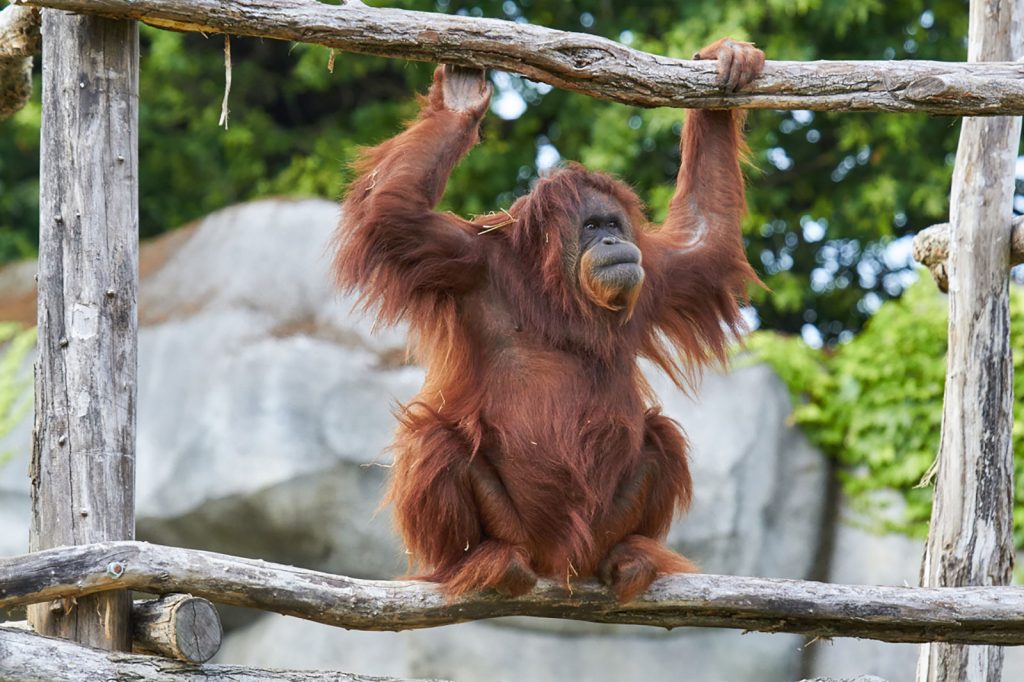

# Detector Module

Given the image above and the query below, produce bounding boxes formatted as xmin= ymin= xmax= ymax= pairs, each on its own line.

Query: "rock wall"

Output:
xmin=0 ymin=198 xmax=1017 ymax=681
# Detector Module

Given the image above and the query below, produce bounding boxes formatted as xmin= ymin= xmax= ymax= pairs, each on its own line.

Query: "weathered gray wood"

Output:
xmin=131 ymin=593 xmax=222 ymax=663
xmin=0 ymin=4 xmax=40 ymax=118
xmin=5 ymin=542 xmax=1024 ymax=645
xmin=0 ymin=626 xmax=435 ymax=681
xmin=912 ymin=217 xmax=1024 ymax=292
xmin=27 ymin=9 xmax=138 ymax=652
xmin=12 ymin=0 xmax=1024 ymax=114
xmin=3 ymin=595 xmax=221 ymax=663
xmin=916 ymin=1 xmax=1022 ymax=681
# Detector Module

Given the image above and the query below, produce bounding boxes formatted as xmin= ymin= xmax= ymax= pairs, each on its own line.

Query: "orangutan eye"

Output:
xmin=584 ymin=221 xmax=597 ymax=231
xmin=608 ymin=220 xmax=618 ymax=229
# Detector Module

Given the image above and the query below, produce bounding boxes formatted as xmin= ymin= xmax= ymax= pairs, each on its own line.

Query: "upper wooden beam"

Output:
xmin=6 ymin=541 xmax=1024 ymax=646
xmin=12 ymin=0 xmax=1024 ymax=115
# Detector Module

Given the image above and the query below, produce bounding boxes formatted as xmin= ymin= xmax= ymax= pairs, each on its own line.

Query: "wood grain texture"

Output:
xmin=0 ymin=4 xmax=40 ymax=118
xmin=131 ymin=594 xmax=222 ymax=663
xmin=4 ymin=541 xmax=1024 ymax=645
xmin=0 ymin=626 xmax=432 ymax=681
xmin=3 ymin=596 xmax=222 ymax=663
xmin=27 ymin=9 xmax=138 ymax=652
xmin=11 ymin=0 xmax=1024 ymax=114
xmin=916 ymin=1 xmax=1022 ymax=681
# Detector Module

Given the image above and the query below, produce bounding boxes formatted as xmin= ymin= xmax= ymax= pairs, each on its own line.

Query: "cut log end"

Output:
xmin=132 ymin=594 xmax=223 ymax=663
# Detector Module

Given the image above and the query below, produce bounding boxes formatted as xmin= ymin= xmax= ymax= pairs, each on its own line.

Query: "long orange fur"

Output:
xmin=334 ymin=42 xmax=762 ymax=602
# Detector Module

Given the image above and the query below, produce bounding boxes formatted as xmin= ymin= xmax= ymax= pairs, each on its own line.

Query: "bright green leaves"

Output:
xmin=749 ymin=279 xmax=1024 ymax=544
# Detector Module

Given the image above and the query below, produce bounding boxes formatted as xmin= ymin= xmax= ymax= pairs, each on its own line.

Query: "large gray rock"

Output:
xmin=0 ymin=198 xmax=829 ymax=578
xmin=136 ymin=199 xmax=415 ymax=578
xmin=652 ymin=362 xmax=827 ymax=579
xmin=0 ymin=198 xmax=832 ymax=679
xmin=218 ymin=616 xmax=803 ymax=682
xmin=0 ymin=199 xmax=412 ymax=577
xmin=4 ymin=197 xmax=1020 ymax=679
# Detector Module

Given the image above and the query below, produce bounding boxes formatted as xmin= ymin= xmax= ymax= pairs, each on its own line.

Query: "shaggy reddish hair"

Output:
xmin=335 ymin=52 xmax=760 ymax=601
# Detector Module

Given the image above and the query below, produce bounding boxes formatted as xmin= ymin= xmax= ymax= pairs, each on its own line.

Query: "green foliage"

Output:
xmin=0 ymin=91 xmax=41 ymax=263
xmin=0 ymin=0 xmax=1014 ymax=342
xmin=747 ymin=278 xmax=1024 ymax=545
xmin=0 ymin=323 xmax=35 ymax=466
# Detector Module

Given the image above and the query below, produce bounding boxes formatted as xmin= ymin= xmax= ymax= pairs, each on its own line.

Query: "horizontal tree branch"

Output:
xmin=0 ymin=626 xmax=426 ymax=681
xmin=913 ymin=216 xmax=1024 ymax=291
xmin=13 ymin=0 xmax=1024 ymax=115
xmin=0 ymin=3 xmax=40 ymax=119
xmin=4 ymin=541 xmax=1024 ymax=645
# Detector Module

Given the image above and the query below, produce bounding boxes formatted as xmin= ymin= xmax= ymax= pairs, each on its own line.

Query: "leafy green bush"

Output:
xmin=745 ymin=278 xmax=1024 ymax=545
xmin=0 ymin=323 xmax=34 ymax=465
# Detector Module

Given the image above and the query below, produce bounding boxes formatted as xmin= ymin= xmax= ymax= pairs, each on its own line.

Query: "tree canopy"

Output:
xmin=0 ymin=0 xmax=1006 ymax=341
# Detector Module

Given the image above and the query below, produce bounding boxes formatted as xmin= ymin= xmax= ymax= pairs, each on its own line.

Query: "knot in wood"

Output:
xmin=903 ymin=76 xmax=948 ymax=99
xmin=558 ymin=46 xmax=610 ymax=70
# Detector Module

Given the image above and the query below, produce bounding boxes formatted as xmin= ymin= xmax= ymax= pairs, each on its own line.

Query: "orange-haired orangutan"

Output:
xmin=335 ymin=38 xmax=764 ymax=602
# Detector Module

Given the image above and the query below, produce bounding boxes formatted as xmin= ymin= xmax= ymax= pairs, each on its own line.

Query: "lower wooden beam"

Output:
xmin=0 ymin=626 xmax=429 ymax=681
xmin=3 ymin=541 xmax=1024 ymax=645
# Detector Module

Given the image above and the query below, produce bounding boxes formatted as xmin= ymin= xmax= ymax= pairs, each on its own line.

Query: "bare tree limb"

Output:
xmin=11 ymin=0 xmax=1024 ymax=114
xmin=0 ymin=4 xmax=40 ymax=119
xmin=0 ymin=626 xmax=434 ymax=682
xmin=5 ymin=541 xmax=1024 ymax=645
xmin=913 ymin=216 xmax=1024 ymax=292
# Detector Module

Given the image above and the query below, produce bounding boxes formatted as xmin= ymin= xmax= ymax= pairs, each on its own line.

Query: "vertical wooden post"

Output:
xmin=917 ymin=1 xmax=1022 ymax=681
xmin=27 ymin=10 xmax=138 ymax=651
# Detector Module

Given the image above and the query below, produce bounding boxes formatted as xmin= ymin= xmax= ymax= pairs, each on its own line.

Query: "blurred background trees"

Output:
xmin=0 ymin=0 xmax=988 ymax=343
